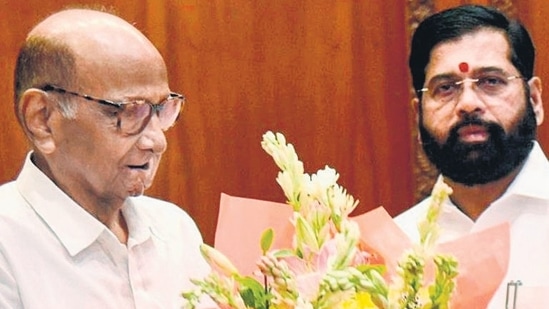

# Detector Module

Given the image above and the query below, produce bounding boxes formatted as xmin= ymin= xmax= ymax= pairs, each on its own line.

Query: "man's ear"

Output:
xmin=528 ymin=76 xmax=544 ymax=126
xmin=19 ymin=89 xmax=56 ymax=154
xmin=412 ymin=97 xmax=420 ymax=124
xmin=412 ymin=97 xmax=421 ymax=143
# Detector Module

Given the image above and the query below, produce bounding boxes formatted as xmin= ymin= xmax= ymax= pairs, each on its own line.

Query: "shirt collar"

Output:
xmin=122 ymin=199 xmax=154 ymax=247
xmin=503 ymin=141 xmax=549 ymax=200
xmin=440 ymin=141 xmax=549 ymax=202
xmin=16 ymin=152 xmax=153 ymax=256
xmin=438 ymin=142 xmax=549 ymax=230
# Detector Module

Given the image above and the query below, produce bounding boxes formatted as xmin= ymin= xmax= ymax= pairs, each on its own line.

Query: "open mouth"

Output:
xmin=128 ymin=162 xmax=150 ymax=170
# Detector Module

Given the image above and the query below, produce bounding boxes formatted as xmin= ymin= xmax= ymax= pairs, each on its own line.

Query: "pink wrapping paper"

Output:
xmin=215 ymin=193 xmax=294 ymax=275
xmin=214 ymin=193 xmax=510 ymax=307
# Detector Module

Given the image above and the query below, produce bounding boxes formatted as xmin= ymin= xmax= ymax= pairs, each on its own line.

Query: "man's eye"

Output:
xmin=102 ymin=105 xmax=121 ymax=118
xmin=478 ymin=76 xmax=506 ymax=86
xmin=434 ymin=82 xmax=458 ymax=95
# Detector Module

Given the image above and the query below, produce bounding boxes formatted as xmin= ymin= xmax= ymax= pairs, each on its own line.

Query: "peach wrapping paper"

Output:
xmin=214 ymin=193 xmax=510 ymax=308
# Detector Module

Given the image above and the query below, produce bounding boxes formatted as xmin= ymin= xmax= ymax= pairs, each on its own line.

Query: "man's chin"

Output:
xmin=128 ymin=188 xmax=145 ymax=197
xmin=125 ymin=179 xmax=148 ymax=197
xmin=461 ymin=147 xmax=487 ymax=162
xmin=128 ymin=187 xmax=145 ymax=197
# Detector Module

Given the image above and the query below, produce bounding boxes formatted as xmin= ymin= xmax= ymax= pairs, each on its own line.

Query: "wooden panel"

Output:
xmin=435 ymin=0 xmax=492 ymax=11
xmin=518 ymin=0 xmax=549 ymax=148
xmin=2 ymin=0 xmax=547 ymax=246
xmin=158 ymin=0 xmax=414 ymax=243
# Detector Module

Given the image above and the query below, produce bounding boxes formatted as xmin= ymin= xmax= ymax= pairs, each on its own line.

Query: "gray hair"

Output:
xmin=14 ymin=35 xmax=79 ymax=122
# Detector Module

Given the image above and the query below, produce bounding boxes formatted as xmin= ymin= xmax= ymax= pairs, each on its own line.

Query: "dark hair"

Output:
xmin=409 ymin=5 xmax=535 ymax=93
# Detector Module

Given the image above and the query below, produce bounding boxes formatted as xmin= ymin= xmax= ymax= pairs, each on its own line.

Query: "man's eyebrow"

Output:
xmin=426 ymin=66 xmax=510 ymax=84
xmin=471 ymin=66 xmax=507 ymax=75
xmin=425 ymin=73 xmax=460 ymax=85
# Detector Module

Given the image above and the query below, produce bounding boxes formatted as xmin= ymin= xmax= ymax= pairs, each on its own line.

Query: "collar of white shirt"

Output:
xmin=16 ymin=152 xmax=155 ymax=256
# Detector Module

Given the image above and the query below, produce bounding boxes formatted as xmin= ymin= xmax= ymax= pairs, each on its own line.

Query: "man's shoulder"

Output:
xmin=394 ymin=197 xmax=432 ymax=221
xmin=131 ymin=194 xmax=179 ymax=208
xmin=129 ymin=195 xmax=202 ymax=235
xmin=130 ymin=195 xmax=191 ymax=220
xmin=0 ymin=180 xmax=29 ymax=216
xmin=0 ymin=180 xmax=19 ymax=195
xmin=393 ymin=197 xmax=432 ymax=243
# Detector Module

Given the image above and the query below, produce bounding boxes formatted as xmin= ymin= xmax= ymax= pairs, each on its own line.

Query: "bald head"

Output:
xmin=14 ymin=8 xmax=169 ymax=126
xmin=29 ymin=9 xmax=143 ymax=38
xmin=28 ymin=9 xmax=162 ymax=64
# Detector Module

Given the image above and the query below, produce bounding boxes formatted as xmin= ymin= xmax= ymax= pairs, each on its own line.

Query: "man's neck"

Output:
xmin=444 ymin=165 xmax=523 ymax=221
xmin=32 ymin=152 xmax=130 ymax=244
xmin=87 ymin=205 xmax=129 ymax=244
xmin=66 ymin=193 xmax=130 ymax=244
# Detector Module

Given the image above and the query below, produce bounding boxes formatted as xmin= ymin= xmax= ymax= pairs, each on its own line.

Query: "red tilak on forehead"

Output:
xmin=458 ymin=62 xmax=469 ymax=73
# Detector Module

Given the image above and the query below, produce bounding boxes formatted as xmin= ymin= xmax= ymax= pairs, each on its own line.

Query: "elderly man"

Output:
xmin=0 ymin=8 xmax=210 ymax=308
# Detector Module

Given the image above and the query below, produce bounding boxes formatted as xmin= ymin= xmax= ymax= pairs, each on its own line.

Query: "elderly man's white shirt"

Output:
xmin=0 ymin=154 xmax=211 ymax=309
xmin=395 ymin=142 xmax=549 ymax=308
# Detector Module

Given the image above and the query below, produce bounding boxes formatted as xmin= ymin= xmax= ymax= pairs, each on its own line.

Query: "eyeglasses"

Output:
xmin=41 ymin=84 xmax=185 ymax=135
xmin=418 ymin=74 xmax=524 ymax=104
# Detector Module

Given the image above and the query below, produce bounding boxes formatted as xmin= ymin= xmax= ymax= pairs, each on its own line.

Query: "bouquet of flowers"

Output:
xmin=181 ymin=131 xmax=508 ymax=309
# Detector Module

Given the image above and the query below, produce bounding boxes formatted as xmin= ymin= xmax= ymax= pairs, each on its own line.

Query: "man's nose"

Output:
xmin=454 ymin=80 xmax=485 ymax=116
xmin=136 ymin=115 xmax=167 ymax=153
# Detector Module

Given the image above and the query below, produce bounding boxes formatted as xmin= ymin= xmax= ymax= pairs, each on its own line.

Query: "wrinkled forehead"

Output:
xmin=424 ymin=28 xmax=516 ymax=80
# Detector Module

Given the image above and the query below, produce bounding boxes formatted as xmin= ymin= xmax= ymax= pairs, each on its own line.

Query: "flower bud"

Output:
xmin=199 ymin=244 xmax=240 ymax=276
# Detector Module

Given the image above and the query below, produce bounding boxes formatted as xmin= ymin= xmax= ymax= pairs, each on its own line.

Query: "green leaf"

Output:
xmin=356 ymin=264 xmax=386 ymax=275
xmin=272 ymin=249 xmax=295 ymax=258
xmin=260 ymin=228 xmax=274 ymax=254
xmin=295 ymin=214 xmax=319 ymax=251
xmin=236 ymin=276 xmax=271 ymax=309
